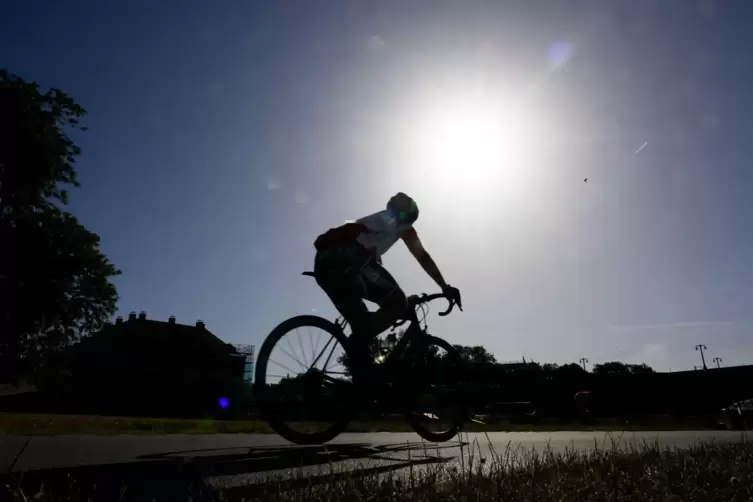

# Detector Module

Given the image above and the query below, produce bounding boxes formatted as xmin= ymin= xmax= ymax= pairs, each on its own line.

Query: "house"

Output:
xmin=59 ymin=312 xmax=248 ymax=416
xmin=76 ymin=311 xmax=247 ymax=380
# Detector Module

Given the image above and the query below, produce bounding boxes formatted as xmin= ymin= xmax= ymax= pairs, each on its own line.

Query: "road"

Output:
xmin=1 ymin=431 xmax=746 ymax=499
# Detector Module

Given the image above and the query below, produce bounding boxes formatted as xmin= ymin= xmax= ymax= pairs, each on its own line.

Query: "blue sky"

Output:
xmin=3 ymin=0 xmax=753 ymax=371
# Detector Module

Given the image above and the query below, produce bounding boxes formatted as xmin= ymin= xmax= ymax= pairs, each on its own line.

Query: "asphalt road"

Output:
xmin=1 ymin=431 xmax=747 ymax=499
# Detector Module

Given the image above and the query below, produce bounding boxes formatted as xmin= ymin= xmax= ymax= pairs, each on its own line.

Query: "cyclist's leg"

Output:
xmin=313 ymin=242 xmax=407 ymax=344
xmin=313 ymin=247 xmax=376 ymax=370
xmin=357 ymin=258 xmax=409 ymax=338
xmin=312 ymin=246 xmax=406 ymax=398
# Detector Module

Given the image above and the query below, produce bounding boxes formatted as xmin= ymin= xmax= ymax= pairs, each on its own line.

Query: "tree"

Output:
xmin=591 ymin=361 xmax=632 ymax=377
xmin=453 ymin=345 xmax=497 ymax=364
xmin=0 ymin=69 xmax=120 ymax=384
xmin=554 ymin=362 xmax=589 ymax=378
xmin=627 ymin=363 xmax=655 ymax=375
xmin=470 ymin=345 xmax=496 ymax=364
xmin=0 ymin=69 xmax=84 ymax=213
xmin=591 ymin=361 xmax=657 ymax=377
xmin=15 ymin=207 xmax=119 ymax=370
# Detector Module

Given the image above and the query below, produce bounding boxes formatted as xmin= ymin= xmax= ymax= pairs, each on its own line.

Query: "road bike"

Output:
xmin=253 ymin=270 xmax=467 ymax=445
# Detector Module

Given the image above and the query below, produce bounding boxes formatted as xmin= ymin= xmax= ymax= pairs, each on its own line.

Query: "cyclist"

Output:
xmin=312 ymin=192 xmax=462 ymax=363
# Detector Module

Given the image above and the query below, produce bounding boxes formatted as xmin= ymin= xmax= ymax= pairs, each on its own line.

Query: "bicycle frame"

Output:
xmin=301 ymin=285 xmax=455 ymax=390
xmin=378 ymin=308 xmax=429 ymax=372
xmin=334 ymin=294 xmax=447 ymax=377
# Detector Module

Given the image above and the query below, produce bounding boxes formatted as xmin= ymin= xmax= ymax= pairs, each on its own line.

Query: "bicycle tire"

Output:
xmin=403 ymin=335 xmax=466 ymax=442
xmin=254 ymin=315 xmax=355 ymax=445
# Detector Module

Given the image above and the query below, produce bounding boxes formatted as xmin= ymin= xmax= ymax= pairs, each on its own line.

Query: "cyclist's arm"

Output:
xmin=401 ymin=227 xmax=448 ymax=289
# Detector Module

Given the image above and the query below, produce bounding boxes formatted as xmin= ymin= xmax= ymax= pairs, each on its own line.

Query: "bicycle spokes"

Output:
xmin=261 ymin=323 xmax=353 ymax=435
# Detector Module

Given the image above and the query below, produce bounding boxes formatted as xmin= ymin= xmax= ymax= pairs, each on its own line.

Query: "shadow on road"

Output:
xmin=2 ymin=441 xmax=463 ymax=501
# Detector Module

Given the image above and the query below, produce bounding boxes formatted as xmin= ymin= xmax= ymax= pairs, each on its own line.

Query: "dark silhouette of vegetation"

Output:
xmin=592 ymin=361 xmax=655 ymax=376
xmin=0 ymin=69 xmax=120 ymax=385
xmin=453 ymin=344 xmax=497 ymax=364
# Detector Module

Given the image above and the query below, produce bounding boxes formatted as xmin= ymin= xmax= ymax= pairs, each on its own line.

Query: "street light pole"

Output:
xmin=695 ymin=344 xmax=708 ymax=370
xmin=713 ymin=357 xmax=723 ymax=369
xmin=579 ymin=357 xmax=589 ymax=371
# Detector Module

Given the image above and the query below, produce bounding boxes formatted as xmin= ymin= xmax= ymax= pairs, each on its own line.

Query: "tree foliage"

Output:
xmin=453 ymin=344 xmax=497 ymax=364
xmin=592 ymin=361 xmax=656 ymax=377
xmin=0 ymin=69 xmax=85 ymax=211
xmin=0 ymin=69 xmax=120 ymax=383
xmin=555 ymin=362 xmax=590 ymax=377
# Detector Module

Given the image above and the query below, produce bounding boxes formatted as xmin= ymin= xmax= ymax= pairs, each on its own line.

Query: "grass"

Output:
xmin=0 ymin=412 xmax=724 ymax=436
xmin=3 ymin=433 xmax=751 ymax=501
xmin=248 ymin=434 xmax=753 ymax=502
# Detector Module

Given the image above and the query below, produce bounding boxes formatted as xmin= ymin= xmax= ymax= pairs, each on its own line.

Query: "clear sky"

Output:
xmin=3 ymin=0 xmax=753 ymax=372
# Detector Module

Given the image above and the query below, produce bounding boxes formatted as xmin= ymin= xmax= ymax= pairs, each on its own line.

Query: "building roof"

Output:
xmin=73 ymin=312 xmax=239 ymax=362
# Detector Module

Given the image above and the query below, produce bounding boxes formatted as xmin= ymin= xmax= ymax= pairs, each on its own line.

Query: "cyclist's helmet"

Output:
xmin=387 ymin=192 xmax=419 ymax=225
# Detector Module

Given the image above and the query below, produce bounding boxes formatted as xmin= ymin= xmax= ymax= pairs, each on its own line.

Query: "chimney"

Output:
xmin=138 ymin=310 xmax=147 ymax=321
xmin=115 ymin=316 xmax=123 ymax=326
xmin=168 ymin=315 xmax=176 ymax=325
xmin=196 ymin=320 xmax=205 ymax=330
xmin=128 ymin=311 xmax=137 ymax=321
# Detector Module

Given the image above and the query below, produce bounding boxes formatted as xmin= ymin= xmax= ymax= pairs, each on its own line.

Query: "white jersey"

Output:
xmin=355 ymin=209 xmax=413 ymax=258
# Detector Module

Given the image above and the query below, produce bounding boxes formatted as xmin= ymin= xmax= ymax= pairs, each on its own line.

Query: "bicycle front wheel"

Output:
xmin=403 ymin=335 xmax=467 ymax=442
xmin=254 ymin=315 xmax=356 ymax=445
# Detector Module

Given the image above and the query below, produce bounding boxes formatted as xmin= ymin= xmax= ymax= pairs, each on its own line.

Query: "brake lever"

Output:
xmin=438 ymin=298 xmax=455 ymax=317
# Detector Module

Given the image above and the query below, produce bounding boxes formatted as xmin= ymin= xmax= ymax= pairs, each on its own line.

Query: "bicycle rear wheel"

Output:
xmin=403 ymin=335 xmax=467 ymax=442
xmin=254 ymin=315 xmax=356 ymax=445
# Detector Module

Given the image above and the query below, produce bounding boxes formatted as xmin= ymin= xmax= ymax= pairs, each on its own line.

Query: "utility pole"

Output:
xmin=579 ymin=357 xmax=589 ymax=371
xmin=695 ymin=344 xmax=708 ymax=370
xmin=713 ymin=357 xmax=723 ymax=369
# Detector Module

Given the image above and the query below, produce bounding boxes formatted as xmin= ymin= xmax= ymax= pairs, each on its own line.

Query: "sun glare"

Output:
xmin=425 ymin=104 xmax=505 ymax=167
xmin=403 ymin=92 xmax=537 ymax=210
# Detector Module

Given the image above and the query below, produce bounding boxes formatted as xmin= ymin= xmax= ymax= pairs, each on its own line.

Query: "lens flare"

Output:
xmin=548 ymin=41 xmax=572 ymax=68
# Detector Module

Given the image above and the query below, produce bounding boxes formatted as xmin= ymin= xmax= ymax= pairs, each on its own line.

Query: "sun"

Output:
xmin=402 ymin=91 xmax=537 ymax=208
xmin=423 ymin=101 xmax=507 ymax=168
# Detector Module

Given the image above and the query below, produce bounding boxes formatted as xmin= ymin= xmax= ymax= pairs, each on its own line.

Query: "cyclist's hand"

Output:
xmin=442 ymin=284 xmax=462 ymax=311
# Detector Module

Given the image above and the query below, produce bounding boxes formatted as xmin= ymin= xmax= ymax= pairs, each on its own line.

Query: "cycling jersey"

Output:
xmin=355 ymin=209 xmax=413 ymax=258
